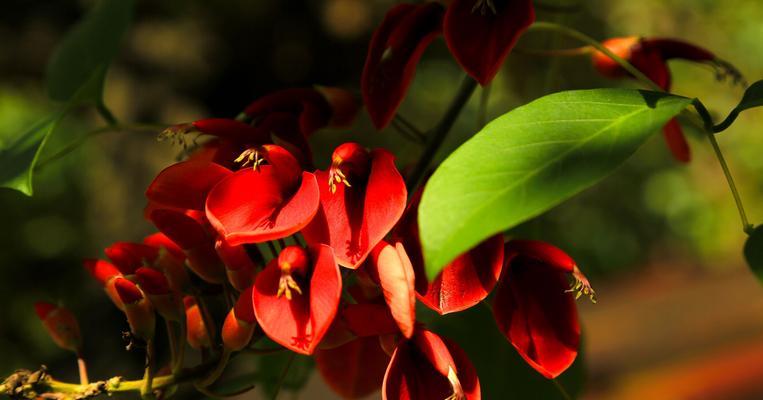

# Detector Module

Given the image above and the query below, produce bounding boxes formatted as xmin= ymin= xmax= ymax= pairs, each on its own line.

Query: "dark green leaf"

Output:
xmin=419 ymin=89 xmax=692 ymax=278
xmin=744 ymin=225 xmax=763 ymax=284
xmin=256 ymin=352 xmax=314 ymax=399
xmin=0 ymin=115 xmax=61 ymax=195
xmin=735 ymin=79 xmax=763 ymax=113
xmin=45 ymin=0 xmax=134 ymax=103
xmin=431 ymin=304 xmax=586 ymax=399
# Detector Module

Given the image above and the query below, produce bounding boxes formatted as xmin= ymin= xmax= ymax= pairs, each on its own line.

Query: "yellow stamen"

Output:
xmin=445 ymin=366 xmax=466 ymax=400
xmin=235 ymin=148 xmax=265 ymax=171
xmin=276 ymin=263 xmax=303 ymax=300
xmin=328 ymin=167 xmax=351 ymax=194
xmin=565 ymin=265 xmax=597 ymax=303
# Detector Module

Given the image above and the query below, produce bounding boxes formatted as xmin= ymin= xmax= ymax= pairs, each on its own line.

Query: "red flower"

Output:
xmin=252 ymin=245 xmax=341 ymax=355
xmin=443 ymin=0 xmax=535 ymax=85
xmin=149 ymin=209 xmax=226 ymax=284
xmin=222 ymin=286 xmax=257 ymax=351
xmin=303 ymin=143 xmax=407 ymax=268
xmin=492 ymin=239 xmax=595 ymax=379
xmin=34 ymin=302 xmax=82 ymax=354
xmin=215 ymin=238 xmax=259 ymax=291
xmin=114 ymin=277 xmax=156 ymax=341
xmin=206 ymin=145 xmax=320 ymax=245
xmin=316 ymin=336 xmax=391 ymax=399
xmin=365 ymin=241 xmax=416 ymax=339
xmin=383 ymin=328 xmax=480 ymax=400
xmin=362 ymin=3 xmax=445 ymax=129
xmin=592 ymin=37 xmax=743 ymax=163
xmin=143 ymin=232 xmax=191 ymax=293
xmin=135 ymin=267 xmax=182 ymax=322
xmin=83 ymin=258 xmax=124 ymax=310
xmin=146 ymin=160 xmax=233 ymax=212
xmin=390 ymin=191 xmax=504 ymax=315
xmin=104 ymin=242 xmax=159 ymax=275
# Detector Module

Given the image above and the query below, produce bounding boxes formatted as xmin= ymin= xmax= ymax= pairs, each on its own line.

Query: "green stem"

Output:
xmin=552 ymin=378 xmax=573 ymax=400
xmin=272 ymin=352 xmax=296 ymax=400
xmin=406 ymin=75 xmax=478 ymax=192
xmin=197 ymin=349 xmax=231 ymax=388
xmin=35 ymin=123 xmax=165 ymax=170
xmin=706 ymin=132 xmax=754 ymax=234
xmin=141 ymin=339 xmax=155 ymax=399
xmin=527 ymin=22 xmax=662 ymax=92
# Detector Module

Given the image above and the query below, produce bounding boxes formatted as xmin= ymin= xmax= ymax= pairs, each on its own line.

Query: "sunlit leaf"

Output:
xmin=45 ymin=0 xmax=134 ymax=104
xmin=0 ymin=114 xmax=62 ymax=195
xmin=744 ymin=225 xmax=763 ymax=284
xmin=419 ymin=89 xmax=692 ymax=278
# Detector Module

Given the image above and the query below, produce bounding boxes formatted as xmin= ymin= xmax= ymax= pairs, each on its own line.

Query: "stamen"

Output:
xmin=471 ymin=0 xmax=497 ymax=15
xmin=277 ymin=273 xmax=303 ymax=300
xmin=565 ymin=265 xmax=597 ymax=303
xmin=445 ymin=366 xmax=466 ymax=400
xmin=328 ymin=163 xmax=352 ymax=194
xmin=235 ymin=148 xmax=265 ymax=171
xmin=158 ymin=124 xmax=193 ymax=150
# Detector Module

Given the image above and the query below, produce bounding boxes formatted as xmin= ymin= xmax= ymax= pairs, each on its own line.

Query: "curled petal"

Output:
xmin=105 ymin=242 xmax=159 ymax=275
xmin=443 ymin=0 xmax=535 ymax=85
xmin=146 ymin=160 xmax=232 ymax=211
xmin=366 ymin=241 xmax=416 ymax=338
xmin=193 ymin=118 xmax=271 ymax=145
xmin=362 ymin=3 xmax=445 ymax=129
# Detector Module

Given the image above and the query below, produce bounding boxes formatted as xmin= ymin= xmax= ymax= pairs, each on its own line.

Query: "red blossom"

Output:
xmin=222 ymin=286 xmax=257 ymax=351
xmin=391 ymin=191 xmax=504 ymax=315
xmin=146 ymin=160 xmax=233 ymax=212
xmin=114 ymin=277 xmax=156 ymax=340
xmin=135 ymin=267 xmax=182 ymax=322
xmin=83 ymin=258 xmax=124 ymax=310
xmin=104 ymin=242 xmax=159 ymax=275
xmin=365 ymin=241 xmax=416 ymax=338
xmin=443 ymin=0 xmax=535 ymax=85
xmin=34 ymin=302 xmax=82 ymax=354
xmin=206 ymin=145 xmax=320 ymax=244
xmin=316 ymin=336 xmax=391 ymax=399
xmin=252 ymin=245 xmax=341 ymax=355
xmin=362 ymin=3 xmax=445 ymax=129
xmin=492 ymin=239 xmax=594 ymax=379
xmin=303 ymin=143 xmax=407 ymax=268
xmin=215 ymin=238 xmax=258 ymax=291
xmin=383 ymin=328 xmax=480 ymax=400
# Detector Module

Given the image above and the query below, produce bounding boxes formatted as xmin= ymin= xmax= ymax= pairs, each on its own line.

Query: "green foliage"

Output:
xmin=256 ymin=352 xmax=314 ymax=399
xmin=744 ymin=225 xmax=763 ymax=284
xmin=0 ymin=115 xmax=61 ymax=195
xmin=431 ymin=304 xmax=586 ymax=399
xmin=45 ymin=0 xmax=134 ymax=104
xmin=419 ymin=89 xmax=693 ymax=278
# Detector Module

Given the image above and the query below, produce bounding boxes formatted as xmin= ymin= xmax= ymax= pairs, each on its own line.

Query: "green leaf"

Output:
xmin=736 ymin=79 xmax=763 ymax=113
xmin=45 ymin=0 xmax=134 ymax=103
xmin=431 ymin=304 xmax=586 ymax=399
xmin=419 ymin=89 xmax=692 ymax=278
xmin=0 ymin=114 xmax=62 ymax=195
xmin=744 ymin=225 xmax=763 ymax=284
xmin=256 ymin=352 xmax=314 ymax=399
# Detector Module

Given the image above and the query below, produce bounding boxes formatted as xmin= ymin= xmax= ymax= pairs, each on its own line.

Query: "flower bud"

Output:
xmin=34 ymin=302 xmax=82 ymax=354
xmin=83 ymin=258 xmax=124 ymax=310
xmin=135 ymin=267 xmax=182 ymax=321
xmin=215 ymin=239 xmax=257 ymax=291
xmin=114 ymin=278 xmax=155 ymax=341
xmin=105 ymin=242 xmax=159 ymax=275
xmin=222 ymin=286 xmax=256 ymax=351
xmin=184 ymin=296 xmax=212 ymax=349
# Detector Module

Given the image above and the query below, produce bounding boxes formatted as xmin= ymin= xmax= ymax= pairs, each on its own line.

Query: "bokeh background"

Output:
xmin=1 ymin=0 xmax=762 ymax=399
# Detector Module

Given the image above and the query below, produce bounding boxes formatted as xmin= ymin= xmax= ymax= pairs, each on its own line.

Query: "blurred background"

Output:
xmin=1 ymin=0 xmax=762 ymax=399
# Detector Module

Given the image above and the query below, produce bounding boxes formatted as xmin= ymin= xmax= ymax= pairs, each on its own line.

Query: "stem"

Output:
xmin=194 ymin=294 xmax=218 ymax=348
xmin=552 ymin=378 xmax=573 ymax=400
xmin=527 ymin=22 xmax=662 ymax=91
xmin=96 ymin=101 xmax=118 ymax=126
xmin=514 ymin=45 xmax=593 ymax=57
xmin=406 ymin=75 xmax=478 ymax=192
xmin=76 ymin=355 xmax=89 ymax=385
xmin=273 ymin=352 xmax=296 ymax=400
xmin=268 ymin=241 xmax=279 ymax=257
xmin=174 ymin=321 xmax=186 ymax=376
xmin=141 ymin=339 xmax=155 ymax=399
xmin=35 ymin=123 xmax=164 ymax=170
xmin=478 ymin=84 xmax=491 ymax=129
xmin=706 ymin=132 xmax=754 ymax=234
xmin=197 ymin=349 xmax=231 ymax=388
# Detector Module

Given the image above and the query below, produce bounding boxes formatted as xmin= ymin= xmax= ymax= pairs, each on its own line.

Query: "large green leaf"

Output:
xmin=0 ymin=114 xmax=61 ymax=195
xmin=419 ymin=89 xmax=692 ymax=277
xmin=744 ymin=225 xmax=763 ymax=284
xmin=45 ymin=0 xmax=134 ymax=103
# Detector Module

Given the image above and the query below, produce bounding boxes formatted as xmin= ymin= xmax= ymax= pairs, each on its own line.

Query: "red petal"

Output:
xmin=34 ymin=301 xmax=57 ymax=320
xmin=146 ymin=160 xmax=232 ymax=211
xmin=192 ymin=118 xmax=270 ymax=145
xmin=642 ymin=38 xmax=715 ymax=62
xmin=382 ymin=338 xmax=453 ymax=400
xmin=114 ymin=277 xmax=145 ymax=304
xmin=366 ymin=241 xmax=416 ymax=338
xmin=442 ymin=336 xmax=481 ymax=399
xmin=215 ymin=238 xmax=258 ymax=291
xmin=252 ymin=244 xmax=341 ymax=354
xmin=83 ymin=258 xmax=121 ymax=285
xmin=504 ymin=239 xmax=576 ymax=274
xmin=207 ymin=167 xmax=320 ymax=245
xmin=304 ymin=149 xmax=406 ymax=268
xmin=316 ymin=336 xmax=391 ymax=399
xmin=135 ymin=267 xmax=171 ymax=295
xmin=143 ymin=232 xmax=185 ymax=261
xmin=149 ymin=209 xmax=210 ymax=250
xmin=105 ymin=242 xmax=159 ymax=275
xmin=342 ymin=302 xmax=401 ymax=338
xmin=662 ymin=118 xmax=691 ymax=163
xmin=392 ymin=192 xmax=503 ymax=314
xmin=443 ymin=0 xmax=535 ymax=85
xmin=362 ymin=3 xmax=444 ymax=129
xmin=492 ymin=259 xmax=580 ymax=379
